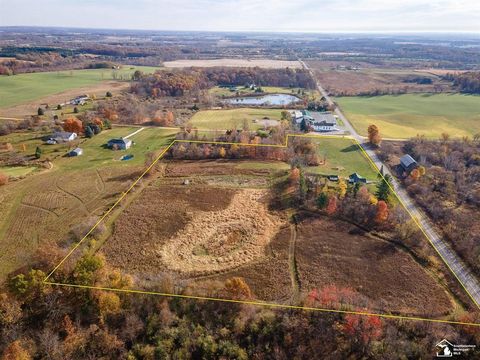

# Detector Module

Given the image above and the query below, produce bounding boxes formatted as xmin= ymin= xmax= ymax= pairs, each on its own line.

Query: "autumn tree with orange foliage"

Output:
xmin=224 ymin=277 xmax=252 ymax=300
xmin=342 ymin=314 xmax=383 ymax=346
xmin=1 ymin=340 xmax=32 ymax=360
xmin=375 ymin=200 xmax=389 ymax=223
xmin=93 ymin=117 xmax=104 ymax=129
xmin=326 ymin=196 xmax=337 ymax=215
xmin=0 ymin=172 xmax=8 ymax=186
xmin=409 ymin=168 xmax=420 ymax=181
xmin=367 ymin=124 xmax=381 ymax=146
xmin=63 ymin=117 xmax=83 ymax=134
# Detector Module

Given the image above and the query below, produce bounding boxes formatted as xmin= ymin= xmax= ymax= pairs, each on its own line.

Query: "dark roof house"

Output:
xmin=68 ymin=147 xmax=83 ymax=157
xmin=349 ymin=172 xmax=367 ymax=184
xmin=107 ymin=137 xmax=132 ymax=150
xmin=400 ymin=154 xmax=418 ymax=173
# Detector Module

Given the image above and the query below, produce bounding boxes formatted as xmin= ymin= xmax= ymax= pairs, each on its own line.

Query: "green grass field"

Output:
xmin=0 ymin=127 xmax=178 ymax=172
xmin=209 ymin=86 xmax=318 ymax=99
xmin=336 ymin=94 xmax=480 ymax=139
xmin=54 ymin=127 xmax=178 ymax=171
xmin=306 ymin=137 xmax=378 ymax=180
xmin=188 ymin=108 xmax=284 ymax=130
xmin=0 ymin=65 xmax=160 ymax=108
xmin=0 ymin=166 xmax=37 ymax=178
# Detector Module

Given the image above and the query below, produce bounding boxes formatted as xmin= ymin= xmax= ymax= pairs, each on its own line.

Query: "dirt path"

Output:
xmin=124 ymin=127 xmax=145 ymax=139
xmin=289 ymin=217 xmax=301 ymax=304
xmin=95 ymin=169 xmax=105 ymax=193
xmin=54 ymin=176 xmax=89 ymax=214
xmin=19 ymin=202 xmax=59 ymax=218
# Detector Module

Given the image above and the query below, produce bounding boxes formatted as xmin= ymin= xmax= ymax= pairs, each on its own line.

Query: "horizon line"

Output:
xmin=1 ymin=25 xmax=479 ymax=36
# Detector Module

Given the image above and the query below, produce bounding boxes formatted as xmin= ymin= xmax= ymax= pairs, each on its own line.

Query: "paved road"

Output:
xmin=300 ymin=59 xmax=480 ymax=309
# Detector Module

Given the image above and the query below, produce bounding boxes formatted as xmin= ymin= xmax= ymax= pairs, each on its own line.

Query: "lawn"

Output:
xmin=306 ymin=137 xmax=378 ymax=181
xmin=0 ymin=127 xmax=178 ymax=172
xmin=188 ymin=108 xmax=284 ymax=130
xmin=54 ymin=127 xmax=178 ymax=171
xmin=0 ymin=65 xmax=160 ymax=108
xmin=336 ymin=94 xmax=480 ymax=139
xmin=0 ymin=131 xmax=67 ymax=157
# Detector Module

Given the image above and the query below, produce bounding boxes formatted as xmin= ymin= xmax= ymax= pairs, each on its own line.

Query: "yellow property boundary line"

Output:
xmin=43 ymin=133 xmax=480 ymax=327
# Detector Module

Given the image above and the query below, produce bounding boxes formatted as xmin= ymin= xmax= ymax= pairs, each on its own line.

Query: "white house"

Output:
xmin=292 ymin=110 xmax=338 ymax=132
xmin=107 ymin=137 xmax=132 ymax=150
xmin=310 ymin=112 xmax=338 ymax=132
xmin=50 ymin=131 xmax=78 ymax=143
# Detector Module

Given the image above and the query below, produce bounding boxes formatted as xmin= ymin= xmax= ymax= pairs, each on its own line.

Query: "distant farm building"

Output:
xmin=68 ymin=147 xmax=83 ymax=157
xmin=310 ymin=112 xmax=337 ymax=132
xmin=107 ymin=138 xmax=132 ymax=150
xmin=399 ymin=154 xmax=418 ymax=173
xmin=349 ymin=172 xmax=367 ymax=184
xmin=49 ymin=131 xmax=78 ymax=143
xmin=327 ymin=175 xmax=339 ymax=182
xmin=291 ymin=110 xmax=338 ymax=132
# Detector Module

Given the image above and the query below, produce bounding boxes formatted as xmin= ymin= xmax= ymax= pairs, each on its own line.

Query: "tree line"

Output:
xmin=130 ymin=67 xmax=316 ymax=98
xmin=444 ymin=72 xmax=480 ymax=94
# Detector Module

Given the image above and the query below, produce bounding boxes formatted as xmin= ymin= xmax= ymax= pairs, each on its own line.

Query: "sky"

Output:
xmin=0 ymin=0 xmax=479 ymax=33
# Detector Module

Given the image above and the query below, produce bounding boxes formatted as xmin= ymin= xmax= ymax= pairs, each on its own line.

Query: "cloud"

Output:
xmin=0 ymin=0 xmax=479 ymax=32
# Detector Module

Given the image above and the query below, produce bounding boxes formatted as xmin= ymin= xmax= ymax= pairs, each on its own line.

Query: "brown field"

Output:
xmin=0 ymin=57 xmax=34 ymax=65
xmin=0 ymin=81 xmax=128 ymax=118
xmin=163 ymin=58 xmax=302 ymax=69
xmin=99 ymin=160 xmax=457 ymax=315
xmin=103 ymin=181 xmax=287 ymax=278
xmin=306 ymin=61 xmax=450 ymax=95
xmin=295 ymin=215 xmax=453 ymax=316
xmin=414 ymin=69 xmax=469 ymax=76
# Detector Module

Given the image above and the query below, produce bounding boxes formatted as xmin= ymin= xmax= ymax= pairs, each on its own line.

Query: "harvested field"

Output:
xmin=306 ymin=61 xmax=450 ymax=95
xmin=295 ymin=215 xmax=453 ymax=316
xmin=103 ymin=184 xmax=286 ymax=278
xmin=163 ymin=59 xmax=302 ymax=69
xmin=0 ymin=164 xmax=143 ymax=279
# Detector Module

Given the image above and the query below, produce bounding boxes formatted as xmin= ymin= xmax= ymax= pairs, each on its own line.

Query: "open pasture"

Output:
xmin=209 ymin=86 xmax=319 ymax=100
xmin=0 ymin=65 xmax=160 ymax=109
xmin=0 ymin=127 xmax=176 ymax=279
xmin=187 ymin=108 xmax=284 ymax=130
xmin=336 ymin=93 xmax=480 ymax=139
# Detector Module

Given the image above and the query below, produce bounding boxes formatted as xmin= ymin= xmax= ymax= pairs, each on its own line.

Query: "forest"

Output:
xmin=444 ymin=72 xmax=480 ymax=94
xmin=130 ymin=68 xmax=315 ymax=98
xmin=382 ymin=136 xmax=480 ymax=275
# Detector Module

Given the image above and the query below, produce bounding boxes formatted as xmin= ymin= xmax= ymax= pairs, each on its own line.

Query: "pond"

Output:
xmin=225 ymin=93 xmax=301 ymax=106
